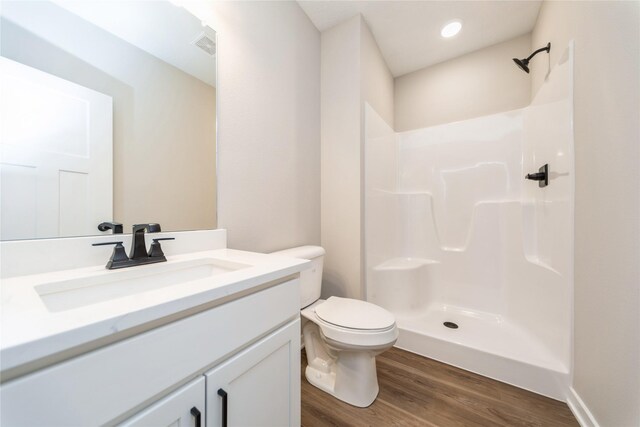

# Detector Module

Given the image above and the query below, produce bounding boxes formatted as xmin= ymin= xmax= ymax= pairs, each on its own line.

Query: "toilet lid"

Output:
xmin=315 ymin=297 xmax=395 ymax=330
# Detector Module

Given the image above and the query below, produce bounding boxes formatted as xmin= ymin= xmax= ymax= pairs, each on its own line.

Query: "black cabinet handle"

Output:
xmin=190 ymin=406 xmax=201 ymax=427
xmin=217 ymin=388 xmax=228 ymax=427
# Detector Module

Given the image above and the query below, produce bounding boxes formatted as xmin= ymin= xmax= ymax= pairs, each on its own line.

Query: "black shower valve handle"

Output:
xmin=525 ymin=172 xmax=546 ymax=181
xmin=525 ymin=164 xmax=549 ymax=188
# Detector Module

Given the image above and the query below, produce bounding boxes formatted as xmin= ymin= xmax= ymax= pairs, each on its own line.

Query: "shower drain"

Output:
xmin=443 ymin=321 xmax=459 ymax=329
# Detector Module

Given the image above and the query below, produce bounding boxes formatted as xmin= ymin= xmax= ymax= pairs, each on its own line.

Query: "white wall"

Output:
xmin=321 ymin=16 xmax=362 ymax=299
xmin=361 ymin=22 xmax=394 ymax=128
xmin=531 ymin=2 xmax=640 ymax=425
xmin=321 ymin=16 xmax=394 ymax=299
xmin=394 ymin=34 xmax=532 ymax=131
xmin=201 ymin=1 xmax=321 ymax=253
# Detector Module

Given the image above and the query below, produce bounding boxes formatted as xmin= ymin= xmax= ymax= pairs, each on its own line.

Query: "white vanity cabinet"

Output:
xmin=0 ymin=278 xmax=301 ymax=427
xmin=118 ymin=320 xmax=300 ymax=427
xmin=205 ymin=321 xmax=300 ymax=427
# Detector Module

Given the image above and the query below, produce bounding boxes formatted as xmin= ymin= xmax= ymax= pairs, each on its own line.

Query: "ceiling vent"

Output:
xmin=192 ymin=32 xmax=216 ymax=56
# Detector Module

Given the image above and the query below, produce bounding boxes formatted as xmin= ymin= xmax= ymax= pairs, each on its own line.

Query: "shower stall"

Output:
xmin=364 ymin=44 xmax=574 ymax=399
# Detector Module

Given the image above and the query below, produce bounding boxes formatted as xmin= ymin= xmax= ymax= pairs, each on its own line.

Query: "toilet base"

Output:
xmin=303 ymin=322 xmax=387 ymax=407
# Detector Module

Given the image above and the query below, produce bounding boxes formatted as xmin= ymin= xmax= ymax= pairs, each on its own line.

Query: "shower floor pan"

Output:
xmin=394 ymin=304 xmax=569 ymax=400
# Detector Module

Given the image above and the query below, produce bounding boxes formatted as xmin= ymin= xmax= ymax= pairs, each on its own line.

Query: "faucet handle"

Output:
xmin=92 ymin=241 xmax=124 ymax=247
xmin=92 ymin=241 xmax=129 ymax=268
xmin=149 ymin=238 xmax=175 ymax=258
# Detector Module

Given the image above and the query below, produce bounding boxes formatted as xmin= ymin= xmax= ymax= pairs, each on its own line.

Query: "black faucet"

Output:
xmin=92 ymin=223 xmax=174 ymax=269
xmin=130 ymin=223 xmax=162 ymax=260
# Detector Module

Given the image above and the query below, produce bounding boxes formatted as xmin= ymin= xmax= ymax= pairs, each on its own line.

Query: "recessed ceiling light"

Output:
xmin=441 ymin=20 xmax=462 ymax=38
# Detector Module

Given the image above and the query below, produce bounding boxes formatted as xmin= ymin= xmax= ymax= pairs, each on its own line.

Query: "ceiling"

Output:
xmin=52 ymin=0 xmax=216 ymax=86
xmin=298 ymin=1 xmax=542 ymax=77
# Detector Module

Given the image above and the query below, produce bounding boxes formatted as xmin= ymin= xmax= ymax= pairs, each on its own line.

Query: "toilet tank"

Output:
xmin=271 ymin=246 xmax=325 ymax=309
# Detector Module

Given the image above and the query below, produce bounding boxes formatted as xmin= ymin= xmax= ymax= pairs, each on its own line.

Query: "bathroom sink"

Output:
xmin=34 ymin=257 xmax=251 ymax=313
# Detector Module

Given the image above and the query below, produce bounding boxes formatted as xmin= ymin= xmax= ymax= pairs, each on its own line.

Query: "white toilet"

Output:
xmin=271 ymin=246 xmax=398 ymax=407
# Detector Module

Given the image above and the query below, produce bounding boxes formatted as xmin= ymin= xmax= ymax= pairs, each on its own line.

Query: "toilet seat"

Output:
xmin=302 ymin=298 xmax=398 ymax=347
xmin=315 ymin=297 xmax=396 ymax=330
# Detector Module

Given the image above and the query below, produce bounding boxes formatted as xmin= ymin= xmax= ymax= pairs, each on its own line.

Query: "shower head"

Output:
xmin=513 ymin=42 xmax=551 ymax=74
xmin=513 ymin=57 xmax=530 ymax=73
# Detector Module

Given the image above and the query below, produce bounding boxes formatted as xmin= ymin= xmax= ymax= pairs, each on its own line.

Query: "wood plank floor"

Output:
xmin=301 ymin=348 xmax=578 ymax=427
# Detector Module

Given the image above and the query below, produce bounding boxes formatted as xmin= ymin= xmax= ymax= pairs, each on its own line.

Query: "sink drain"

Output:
xmin=443 ymin=321 xmax=459 ymax=329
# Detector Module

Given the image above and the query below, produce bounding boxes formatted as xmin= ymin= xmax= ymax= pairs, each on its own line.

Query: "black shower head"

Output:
xmin=513 ymin=42 xmax=551 ymax=73
xmin=512 ymin=57 xmax=530 ymax=73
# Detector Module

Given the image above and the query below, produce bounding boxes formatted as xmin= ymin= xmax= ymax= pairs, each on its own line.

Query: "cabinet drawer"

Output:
xmin=1 ymin=279 xmax=299 ymax=426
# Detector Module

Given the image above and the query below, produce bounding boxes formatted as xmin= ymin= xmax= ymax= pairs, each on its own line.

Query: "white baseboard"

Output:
xmin=567 ymin=387 xmax=600 ymax=427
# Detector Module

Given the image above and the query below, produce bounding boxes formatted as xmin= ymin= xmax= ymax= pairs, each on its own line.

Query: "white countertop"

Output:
xmin=1 ymin=249 xmax=308 ymax=376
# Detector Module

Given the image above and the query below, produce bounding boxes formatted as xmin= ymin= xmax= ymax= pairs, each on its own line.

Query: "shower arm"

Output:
xmin=526 ymin=43 xmax=551 ymax=61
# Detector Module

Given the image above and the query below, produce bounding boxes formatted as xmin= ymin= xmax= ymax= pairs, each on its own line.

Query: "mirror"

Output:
xmin=0 ymin=0 xmax=217 ymax=240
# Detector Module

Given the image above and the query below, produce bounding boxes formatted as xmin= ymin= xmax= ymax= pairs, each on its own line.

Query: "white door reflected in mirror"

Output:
xmin=0 ymin=57 xmax=113 ymax=240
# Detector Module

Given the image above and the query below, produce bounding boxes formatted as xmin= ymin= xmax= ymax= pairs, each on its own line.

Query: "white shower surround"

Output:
xmin=364 ymin=44 xmax=574 ymax=400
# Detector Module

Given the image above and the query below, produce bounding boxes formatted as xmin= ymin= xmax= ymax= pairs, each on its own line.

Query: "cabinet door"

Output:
xmin=205 ymin=319 xmax=300 ymax=427
xmin=119 ymin=377 xmax=205 ymax=427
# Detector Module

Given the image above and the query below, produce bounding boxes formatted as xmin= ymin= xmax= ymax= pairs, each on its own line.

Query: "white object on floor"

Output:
xmin=271 ymin=245 xmax=398 ymax=407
